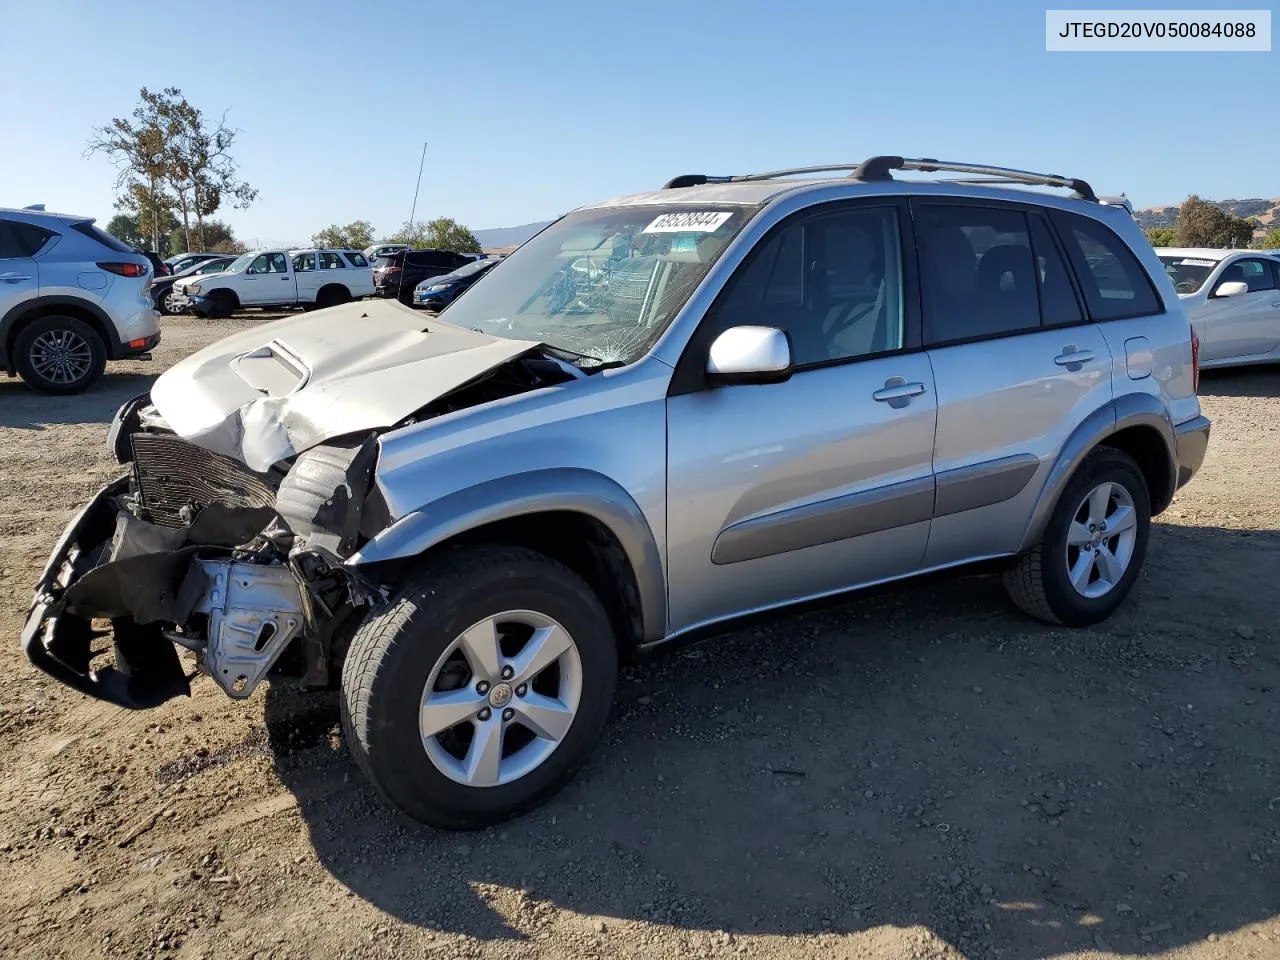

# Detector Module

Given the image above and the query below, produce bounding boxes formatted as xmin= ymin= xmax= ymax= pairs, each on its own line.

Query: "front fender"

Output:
xmin=347 ymin=467 xmax=667 ymax=643
xmin=1018 ymin=393 xmax=1176 ymax=553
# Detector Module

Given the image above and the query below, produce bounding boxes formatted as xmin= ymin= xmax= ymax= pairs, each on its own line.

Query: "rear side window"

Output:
xmin=0 ymin=219 xmax=54 ymax=257
xmin=916 ymin=204 xmax=1040 ymax=345
xmin=1050 ymin=211 xmax=1161 ymax=320
xmin=1028 ymin=214 xmax=1083 ymax=327
xmin=344 ymin=251 xmax=368 ymax=267
xmin=72 ymin=221 xmax=134 ymax=253
xmin=320 ymin=252 xmax=346 ymax=269
xmin=293 ymin=253 xmax=317 ymax=272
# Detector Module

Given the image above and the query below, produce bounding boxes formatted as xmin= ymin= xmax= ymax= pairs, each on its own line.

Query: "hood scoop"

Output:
xmin=230 ymin=340 xmax=312 ymax=396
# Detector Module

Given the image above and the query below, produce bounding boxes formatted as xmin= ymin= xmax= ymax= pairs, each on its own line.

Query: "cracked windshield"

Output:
xmin=442 ymin=206 xmax=751 ymax=365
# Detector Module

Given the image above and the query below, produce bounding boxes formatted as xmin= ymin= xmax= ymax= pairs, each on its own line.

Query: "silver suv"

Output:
xmin=21 ymin=157 xmax=1211 ymax=829
xmin=1 ymin=207 xmax=160 ymax=393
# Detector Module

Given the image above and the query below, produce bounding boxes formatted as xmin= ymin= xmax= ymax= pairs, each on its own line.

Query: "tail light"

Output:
xmin=97 ymin=261 xmax=149 ymax=278
xmin=1190 ymin=326 xmax=1200 ymax=393
xmin=383 ymin=265 xmax=402 ymax=273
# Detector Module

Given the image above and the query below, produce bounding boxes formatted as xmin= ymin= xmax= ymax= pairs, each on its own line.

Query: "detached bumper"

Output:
xmin=21 ymin=478 xmax=190 ymax=710
xmin=1174 ymin=415 xmax=1211 ymax=489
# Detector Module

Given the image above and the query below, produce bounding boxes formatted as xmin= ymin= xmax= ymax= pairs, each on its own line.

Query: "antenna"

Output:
xmin=408 ymin=141 xmax=428 ymax=233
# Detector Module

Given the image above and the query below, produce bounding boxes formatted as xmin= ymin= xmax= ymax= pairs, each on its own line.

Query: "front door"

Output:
xmin=1199 ymin=257 xmax=1280 ymax=362
xmin=666 ymin=200 xmax=937 ymax=633
xmin=240 ymin=251 xmax=293 ymax=305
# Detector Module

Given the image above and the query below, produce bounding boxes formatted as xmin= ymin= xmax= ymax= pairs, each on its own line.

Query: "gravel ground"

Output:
xmin=1 ymin=314 xmax=1277 ymax=960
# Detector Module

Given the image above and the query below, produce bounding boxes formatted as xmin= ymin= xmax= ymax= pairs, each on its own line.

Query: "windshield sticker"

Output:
xmin=642 ymin=211 xmax=733 ymax=234
xmin=1179 ymin=259 xmax=1217 ymax=267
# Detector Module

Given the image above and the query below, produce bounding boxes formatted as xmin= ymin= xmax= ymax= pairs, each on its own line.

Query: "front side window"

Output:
xmin=320 ymin=252 xmax=346 ymax=270
xmin=293 ymin=253 xmax=317 ymax=272
xmin=1215 ymin=258 xmax=1276 ymax=295
xmin=1051 ymin=211 xmax=1161 ymax=320
xmin=916 ymin=204 xmax=1039 ymax=345
xmin=438 ymin=205 xmax=754 ymax=366
xmin=249 ymin=252 xmax=289 ymax=274
xmin=1159 ymin=255 xmax=1220 ymax=294
xmin=715 ymin=205 xmax=904 ymax=365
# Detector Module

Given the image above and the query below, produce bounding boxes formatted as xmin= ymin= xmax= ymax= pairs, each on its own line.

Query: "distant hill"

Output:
xmin=1135 ymin=198 xmax=1279 ymax=236
xmin=473 ymin=221 xmax=553 ymax=249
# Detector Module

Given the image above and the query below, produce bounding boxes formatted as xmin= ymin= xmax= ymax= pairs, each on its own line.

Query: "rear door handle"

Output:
xmin=0 ymin=274 xmax=32 ymax=283
xmin=872 ymin=380 xmax=927 ymax=402
xmin=1054 ymin=349 xmax=1095 ymax=366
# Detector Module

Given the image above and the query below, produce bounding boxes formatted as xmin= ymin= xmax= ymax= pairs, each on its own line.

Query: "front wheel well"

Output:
xmin=1099 ymin=424 xmax=1175 ymax=514
xmin=366 ymin=511 xmax=646 ymax=660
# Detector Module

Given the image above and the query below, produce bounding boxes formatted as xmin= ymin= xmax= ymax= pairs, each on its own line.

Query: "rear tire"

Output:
xmin=316 ymin=285 xmax=350 ymax=309
xmin=14 ymin=316 xmax=107 ymax=395
xmin=1004 ymin=447 xmax=1150 ymax=626
xmin=340 ymin=545 xmax=618 ymax=830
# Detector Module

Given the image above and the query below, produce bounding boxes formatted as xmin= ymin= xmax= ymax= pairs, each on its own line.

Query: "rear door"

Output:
xmin=665 ymin=199 xmax=938 ymax=631
xmin=342 ymin=251 xmax=375 ymax=296
xmin=913 ymin=200 xmax=1115 ymax=567
xmin=1198 ymin=256 xmax=1280 ymax=361
xmin=0 ymin=220 xmax=43 ymax=343
xmin=292 ymin=252 xmax=322 ymax=302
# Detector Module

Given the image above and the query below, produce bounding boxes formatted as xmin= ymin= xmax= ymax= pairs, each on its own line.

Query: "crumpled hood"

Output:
xmin=150 ymin=298 xmax=538 ymax=471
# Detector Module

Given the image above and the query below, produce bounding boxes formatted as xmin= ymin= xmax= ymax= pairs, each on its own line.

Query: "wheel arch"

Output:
xmin=1 ymin=296 xmax=119 ymax=371
xmin=347 ymin=468 xmax=667 ymax=649
xmin=1019 ymin=393 xmax=1177 ymax=552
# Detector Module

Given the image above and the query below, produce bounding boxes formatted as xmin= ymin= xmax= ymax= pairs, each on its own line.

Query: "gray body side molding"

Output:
xmin=1018 ymin=393 xmax=1176 ymax=553
xmin=347 ymin=468 xmax=667 ymax=643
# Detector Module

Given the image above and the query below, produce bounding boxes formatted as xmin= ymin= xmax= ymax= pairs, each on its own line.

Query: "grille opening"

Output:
xmin=130 ymin=432 xmax=278 ymax=528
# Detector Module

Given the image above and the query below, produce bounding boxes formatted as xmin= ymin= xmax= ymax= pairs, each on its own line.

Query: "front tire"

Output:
xmin=157 ymin=289 xmax=186 ymax=316
xmin=14 ymin=316 xmax=107 ymax=394
xmin=340 ymin=546 xmax=618 ymax=830
xmin=1004 ymin=447 xmax=1150 ymax=626
xmin=204 ymin=290 xmax=237 ymax=319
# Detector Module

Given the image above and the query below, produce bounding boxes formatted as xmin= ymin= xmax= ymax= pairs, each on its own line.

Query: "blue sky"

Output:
xmin=1 ymin=0 xmax=1275 ymax=245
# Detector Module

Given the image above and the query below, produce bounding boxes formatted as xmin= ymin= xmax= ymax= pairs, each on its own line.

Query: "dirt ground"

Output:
xmin=1 ymin=314 xmax=1277 ymax=960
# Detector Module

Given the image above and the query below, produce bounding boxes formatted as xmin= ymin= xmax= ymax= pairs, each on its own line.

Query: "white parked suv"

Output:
xmin=1156 ymin=247 xmax=1280 ymax=368
xmin=174 ymin=248 xmax=375 ymax=318
xmin=0 ymin=207 xmax=160 ymax=393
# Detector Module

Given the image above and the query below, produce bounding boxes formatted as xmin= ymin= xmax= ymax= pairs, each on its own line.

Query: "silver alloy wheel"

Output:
xmin=30 ymin=329 xmax=93 ymax=385
xmin=419 ymin=610 xmax=583 ymax=787
xmin=163 ymin=290 xmax=184 ymax=313
xmin=1064 ymin=481 xmax=1139 ymax=599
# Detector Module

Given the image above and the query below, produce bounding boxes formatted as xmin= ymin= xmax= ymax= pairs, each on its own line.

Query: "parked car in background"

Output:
xmin=166 ymin=252 xmax=230 ymax=274
xmin=0 ymin=207 xmax=159 ymax=394
xmin=174 ymin=248 xmax=374 ymax=318
xmin=151 ymin=255 xmax=237 ymax=315
xmin=136 ymin=250 xmax=171 ymax=277
xmin=362 ymin=242 xmax=412 ymax=263
xmin=412 ymin=256 xmax=499 ymax=310
xmin=1156 ymin=247 xmax=1280 ymax=368
xmin=374 ymin=248 xmax=477 ymax=304
xmin=22 ymin=156 xmax=1210 ymax=831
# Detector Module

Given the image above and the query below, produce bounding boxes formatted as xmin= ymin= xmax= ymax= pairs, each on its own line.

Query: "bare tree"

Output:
xmin=85 ymin=89 xmax=178 ymax=251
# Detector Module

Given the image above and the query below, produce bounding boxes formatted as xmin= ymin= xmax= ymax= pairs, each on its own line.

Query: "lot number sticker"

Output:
xmin=642 ymin=211 xmax=733 ymax=234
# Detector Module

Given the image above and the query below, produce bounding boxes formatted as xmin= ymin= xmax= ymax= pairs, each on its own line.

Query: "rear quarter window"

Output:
xmin=1050 ymin=211 xmax=1161 ymax=320
xmin=72 ymin=221 xmax=135 ymax=254
xmin=344 ymin=252 xmax=368 ymax=267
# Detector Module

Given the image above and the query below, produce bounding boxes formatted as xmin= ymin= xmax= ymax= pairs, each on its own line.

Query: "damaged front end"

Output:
xmin=21 ymin=397 xmax=382 ymax=710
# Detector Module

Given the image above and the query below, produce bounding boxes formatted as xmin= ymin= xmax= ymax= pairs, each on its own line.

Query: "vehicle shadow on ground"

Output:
xmin=264 ymin=523 xmax=1280 ymax=958
xmin=0 ymin=373 xmax=155 ymax=429
xmin=1197 ymin=365 xmax=1280 ymax=398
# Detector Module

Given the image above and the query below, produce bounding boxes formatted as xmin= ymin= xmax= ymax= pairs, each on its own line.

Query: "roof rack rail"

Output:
xmin=661 ymin=156 xmax=1100 ymax=203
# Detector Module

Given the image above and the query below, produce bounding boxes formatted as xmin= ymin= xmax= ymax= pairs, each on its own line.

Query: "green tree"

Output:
xmin=1261 ymin=228 xmax=1280 ymax=250
xmin=1144 ymin=227 xmax=1177 ymax=247
xmin=105 ymin=213 xmax=144 ymax=249
xmin=168 ymin=219 xmax=243 ymax=255
xmin=1175 ymin=195 xmax=1256 ymax=248
xmin=386 ymin=216 xmax=482 ymax=254
xmin=312 ymin=220 xmax=376 ymax=250
xmin=86 ymin=90 xmax=178 ymax=251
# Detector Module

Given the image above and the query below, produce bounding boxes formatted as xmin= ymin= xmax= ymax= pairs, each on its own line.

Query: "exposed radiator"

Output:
xmin=130 ymin=432 xmax=278 ymax=528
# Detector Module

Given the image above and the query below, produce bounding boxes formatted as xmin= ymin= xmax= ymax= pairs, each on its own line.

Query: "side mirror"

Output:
xmin=706 ymin=325 xmax=793 ymax=385
xmin=1213 ymin=280 xmax=1249 ymax=298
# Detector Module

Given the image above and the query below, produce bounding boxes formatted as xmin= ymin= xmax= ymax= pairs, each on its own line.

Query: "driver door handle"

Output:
xmin=1054 ymin=349 xmax=1095 ymax=366
xmin=0 ymin=273 xmax=31 ymax=283
xmin=872 ymin=380 xmax=927 ymax=402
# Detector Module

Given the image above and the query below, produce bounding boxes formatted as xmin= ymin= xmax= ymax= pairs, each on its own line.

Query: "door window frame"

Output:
xmin=668 ymin=197 xmax=922 ymax=396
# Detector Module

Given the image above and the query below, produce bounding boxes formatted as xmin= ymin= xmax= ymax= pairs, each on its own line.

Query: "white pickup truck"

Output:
xmin=174 ymin=248 xmax=375 ymax=318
